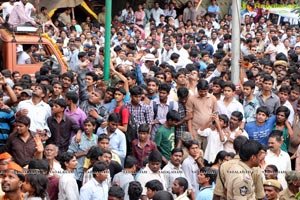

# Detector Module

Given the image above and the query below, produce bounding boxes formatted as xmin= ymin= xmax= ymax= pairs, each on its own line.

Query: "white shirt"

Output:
xmin=136 ymin=164 xmax=166 ymax=196
xmin=2 ymin=2 xmax=14 ymax=20
xmin=17 ymin=99 xmax=51 ymax=136
xmin=80 ymin=178 xmax=108 ymax=200
xmin=17 ymin=51 xmax=31 ymax=64
xmin=283 ymin=101 xmax=295 ymax=125
xmin=25 ymin=2 xmax=34 ymax=18
xmin=58 ymin=172 xmax=79 ymax=200
xmin=162 ymin=161 xmax=190 ymax=197
xmin=264 ymin=149 xmax=291 ymax=189
xmin=198 ymin=128 xmax=227 ymax=163
xmin=218 ymin=98 xmax=245 ymax=121
xmin=150 ymin=8 xmax=164 ymax=23
xmin=223 ymin=127 xmax=248 ymax=153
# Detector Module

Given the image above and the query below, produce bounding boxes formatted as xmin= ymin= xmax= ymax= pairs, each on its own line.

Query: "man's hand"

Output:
xmin=34 ymin=134 xmax=44 ymax=153
xmin=89 ymin=108 xmax=99 ymax=119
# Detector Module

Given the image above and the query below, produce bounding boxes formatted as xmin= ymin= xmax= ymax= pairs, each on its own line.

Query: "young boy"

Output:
xmin=198 ymin=114 xmax=228 ymax=164
xmin=243 ymin=80 xmax=260 ymax=123
xmin=132 ymin=124 xmax=157 ymax=170
xmin=113 ymin=87 xmax=129 ymax=133
xmin=277 ymin=85 xmax=294 ymax=124
xmin=175 ymin=87 xmax=189 ymax=147
xmin=155 ymin=110 xmax=181 ymax=165
xmin=245 ymin=106 xmax=276 ymax=146
xmin=218 ymin=81 xmax=244 ymax=122
xmin=68 ymin=117 xmax=98 ymax=188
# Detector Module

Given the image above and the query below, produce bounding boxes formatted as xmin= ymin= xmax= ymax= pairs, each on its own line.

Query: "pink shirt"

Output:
xmin=134 ymin=10 xmax=145 ymax=25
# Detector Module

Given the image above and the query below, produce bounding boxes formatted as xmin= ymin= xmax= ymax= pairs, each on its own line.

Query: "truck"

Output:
xmin=0 ymin=25 xmax=68 ymax=76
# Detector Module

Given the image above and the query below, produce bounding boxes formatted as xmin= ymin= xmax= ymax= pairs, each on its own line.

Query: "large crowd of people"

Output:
xmin=0 ymin=0 xmax=299 ymax=199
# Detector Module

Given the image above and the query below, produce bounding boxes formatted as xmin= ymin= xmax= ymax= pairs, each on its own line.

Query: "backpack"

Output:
xmin=119 ymin=105 xmax=138 ymax=144
xmin=153 ymin=101 xmax=174 ymax=119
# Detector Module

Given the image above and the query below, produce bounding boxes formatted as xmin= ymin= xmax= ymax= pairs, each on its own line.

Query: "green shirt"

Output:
xmin=155 ymin=125 xmax=175 ymax=160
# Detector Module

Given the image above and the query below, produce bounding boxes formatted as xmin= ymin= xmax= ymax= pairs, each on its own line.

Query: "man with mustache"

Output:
xmin=265 ymin=130 xmax=291 ymax=190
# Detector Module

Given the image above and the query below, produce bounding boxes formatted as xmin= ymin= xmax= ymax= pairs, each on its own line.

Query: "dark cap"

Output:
xmin=272 ymin=36 xmax=279 ymax=41
xmin=56 ymin=38 xmax=63 ymax=43
xmin=75 ymin=37 xmax=81 ymax=42
xmin=83 ymin=43 xmax=91 ymax=48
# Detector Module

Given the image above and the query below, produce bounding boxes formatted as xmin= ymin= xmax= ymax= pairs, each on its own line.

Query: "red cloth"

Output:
xmin=114 ymin=105 xmax=129 ymax=125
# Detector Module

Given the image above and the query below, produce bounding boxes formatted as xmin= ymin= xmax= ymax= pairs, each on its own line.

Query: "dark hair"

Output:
xmin=148 ymin=150 xmax=162 ymax=163
xmin=268 ymin=130 xmax=283 ymax=142
xmin=145 ymin=179 xmax=164 ymax=191
xmin=185 ymin=140 xmax=199 ymax=150
xmin=128 ymin=181 xmax=143 ymax=200
xmin=147 ymin=77 xmax=160 ymax=86
xmin=25 ymin=173 xmax=48 ymax=198
xmin=233 ymin=136 xmax=248 ymax=153
xmin=124 ymin=156 xmax=137 ymax=169
xmin=130 ymin=86 xmax=144 ymax=95
xmin=278 ymin=85 xmax=291 ymax=94
xmin=153 ymin=191 xmax=174 ymax=200
xmin=231 ymin=111 xmax=244 ymax=122
xmin=115 ymin=87 xmax=126 ymax=95
xmin=243 ymin=80 xmax=255 ymax=89
xmin=92 ymin=161 xmax=109 ymax=178
xmin=61 ymin=71 xmax=74 ymax=82
xmin=212 ymin=150 xmax=228 ymax=165
xmin=263 ymin=74 xmax=275 ymax=84
xmin=15 ymin=115 xmax=30 ymax=126
xmin=171 ymin=148 xmax=183 ymax=155
xmin=223 ymin=81 xmax=236 ymax=91
xmin=175 ymin=177 xmax=188 ymax=192
xmin=196 ymin=79 xmax=209 ymax=90
xmin=256 ymin=106 xmax=270 ymax=117
xmin=87 ymin=147 xmax=103 ymax=161
xmin=65 ymin=91 xmax=79 ymax=104
xmin=239 ymin=140 xmax=263 ymax=161
xmin=158 ymin=83 xmax=171 ymax=93
xmin=138 ymin=123 xmax=150 ymax=133
xmin=86 ymin=71 xmax=98 ymax=82
xmin=108 ymin=113 xmax=120 ymax=123
xmin=28 ymin=159 xmax=50 ymax=175
xmin=59 ymin=152 xmax=75 ymax=170
xmin=199 ymin=167 xmax=217 ymax=185
xmin=275 ymin=106 xmax=290 ymax=119
xmin=177 ymin=87 xmax=189 ymax=99
xmin=108 ymin=186 xmax=125 ymax=198
xmin=98 ymin=134 xmax=110 ymax=142
xmin=83 ymin=117 xmax=96 ymax=126
xmin=166 ymin=110 xmax=181 ymax=122
xmin=53 ymin=98 xmax=67 ymax=109
xmin=219 ymin=114 xmax=229 ymax=126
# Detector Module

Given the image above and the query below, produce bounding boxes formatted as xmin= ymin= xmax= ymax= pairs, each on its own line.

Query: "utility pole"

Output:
xmin=231 ymin=0 xmax=241 ymax=84
xmin=104 ymin=0 xmax=112 ymax=81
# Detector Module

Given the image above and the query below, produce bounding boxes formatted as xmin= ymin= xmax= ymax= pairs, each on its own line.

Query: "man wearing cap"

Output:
xmin=20 ymin=89 xmax=32 ymax=101
xmin=278 ymin=171 xmax=300 ymax=199
xmin=0 ymin=161 xmax=24 ymax=200
xmin=141 ymin=53 xmax=156 ymax=74
xmin=263 ymin=179 xmax=282 ymax=200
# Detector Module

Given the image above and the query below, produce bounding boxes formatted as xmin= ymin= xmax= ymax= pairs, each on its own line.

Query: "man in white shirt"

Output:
xmin=265 ymin=130 xmax=291 ymax=189
xmin=80 ymin=161 xmax=109 ymax=200
xmin=162 ymin=148 xmax=192 ymax=198
xmin=265 ymin=36 xmax=287 ymax=62
xmin=150 ymin=2 xmax=164 ymax=25
xmin=136 ymin=150 xmax=166 ymax=199
xmin=0 ymin=0 xmax=15 ymax=21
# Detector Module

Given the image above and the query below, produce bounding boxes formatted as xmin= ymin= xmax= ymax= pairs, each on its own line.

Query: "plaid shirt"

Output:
xmin=175 ymin=102 xmax=188 ymax=140
xmin=124 ymin=101 xmax=154 ymax=127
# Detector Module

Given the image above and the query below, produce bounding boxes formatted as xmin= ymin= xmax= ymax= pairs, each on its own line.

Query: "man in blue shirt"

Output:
xmin=245 ymin=106 xmax=276 ymax=146
xmin=197 ymin=35 xmax=214 ymax=57
xmin=197 ymin=167 xmax=216 ymax=200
